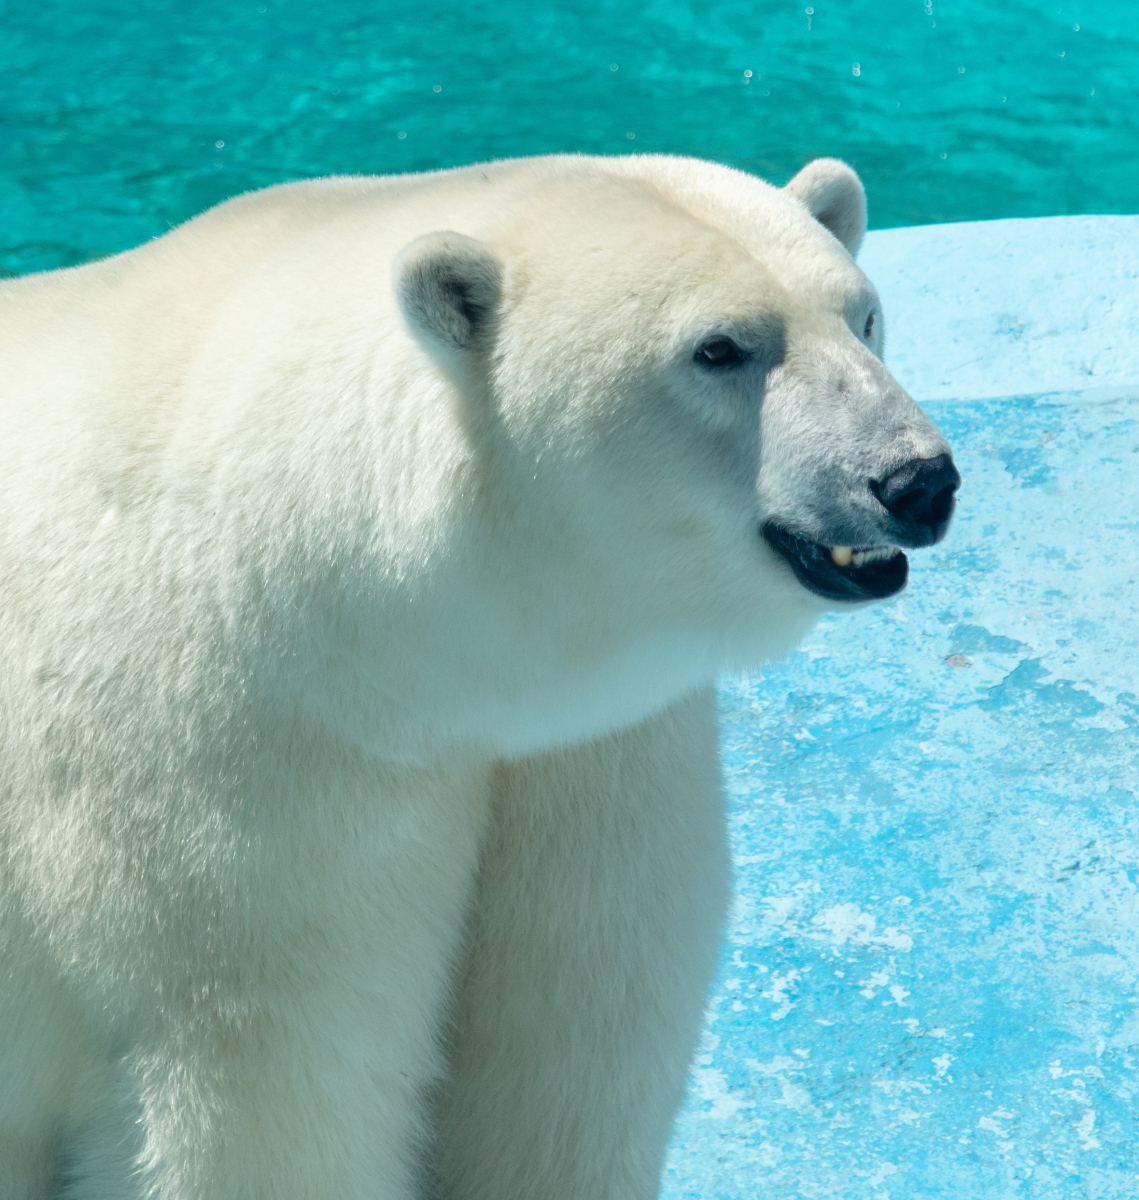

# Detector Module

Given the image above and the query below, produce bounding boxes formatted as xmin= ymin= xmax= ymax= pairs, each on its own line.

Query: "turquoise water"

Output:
xmin=3 ymin=0 xmax=1137 ymax=276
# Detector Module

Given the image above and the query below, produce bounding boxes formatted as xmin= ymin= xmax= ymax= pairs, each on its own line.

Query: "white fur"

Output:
xmin=0 ymin=154 xmax=950 ymax=1199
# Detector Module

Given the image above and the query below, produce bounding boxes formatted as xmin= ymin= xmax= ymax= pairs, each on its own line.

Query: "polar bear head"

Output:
xmin=392 ymin=157 xmax=957 ymax=699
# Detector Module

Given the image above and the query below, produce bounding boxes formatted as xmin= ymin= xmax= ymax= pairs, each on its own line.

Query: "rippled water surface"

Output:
xmin=2 ymin=0 xmax=1137 ymax=275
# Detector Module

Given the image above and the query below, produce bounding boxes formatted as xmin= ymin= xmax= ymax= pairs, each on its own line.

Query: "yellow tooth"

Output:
xmin=830 ymin=545 xmax=853 ymax=567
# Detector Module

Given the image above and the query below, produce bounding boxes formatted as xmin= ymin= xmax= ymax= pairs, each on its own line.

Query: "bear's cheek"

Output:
xmin=631 ymin=399 xmax=765 ymax=530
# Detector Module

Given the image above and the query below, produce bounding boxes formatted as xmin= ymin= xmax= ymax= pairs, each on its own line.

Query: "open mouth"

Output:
xmin=762 ymin=523 xmax=909 ymax=602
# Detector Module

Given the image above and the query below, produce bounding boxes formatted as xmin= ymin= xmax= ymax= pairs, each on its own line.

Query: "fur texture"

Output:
xmin=0 ymin=154 xmax=951 ymax=1199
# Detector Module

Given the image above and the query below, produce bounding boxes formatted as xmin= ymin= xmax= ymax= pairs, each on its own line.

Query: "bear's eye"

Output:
xmin=863 ymin=312 xmax=876 ymax=340
xmin=694 ymin=337 xmax=747 ymax=368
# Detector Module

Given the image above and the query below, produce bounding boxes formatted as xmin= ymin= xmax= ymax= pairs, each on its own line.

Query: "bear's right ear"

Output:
xmin=393 ymin=232 xmax=502 ymax=362
xmin=783 ymin=158 xmax=867 ymax=257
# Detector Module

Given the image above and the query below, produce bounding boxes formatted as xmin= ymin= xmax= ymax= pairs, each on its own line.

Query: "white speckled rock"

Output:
xmin=861 ymin=215 xmax=1139 ymax=403
xmin=664 ymin=215 xmax=1139 ymax=1200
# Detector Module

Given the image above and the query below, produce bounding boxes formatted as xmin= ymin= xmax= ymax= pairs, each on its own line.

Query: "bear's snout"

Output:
xmin=870 ymin=453 xmax=961 ymax=546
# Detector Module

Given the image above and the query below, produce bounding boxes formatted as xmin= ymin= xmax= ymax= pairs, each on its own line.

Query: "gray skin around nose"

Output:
xmin=871 ymin=454 xmax=961 ymax=546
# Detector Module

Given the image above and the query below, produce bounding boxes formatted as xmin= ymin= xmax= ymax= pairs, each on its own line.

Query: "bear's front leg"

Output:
xmin=56 ymin=761 xmax=495 ymax=1200
xmin=0 ymin=1133 xmax=55 ymax=1200
xmin=65 ymin=997 xmax=438 ymax=1200
xmin=433 ymin=688 xmax=730 ymax=1200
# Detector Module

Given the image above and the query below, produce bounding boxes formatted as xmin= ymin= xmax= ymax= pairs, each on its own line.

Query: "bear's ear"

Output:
xmin=783 ymin=159 xmax=867 ymax=257
xmin=393 ymin=232 xmax=502 ymax=360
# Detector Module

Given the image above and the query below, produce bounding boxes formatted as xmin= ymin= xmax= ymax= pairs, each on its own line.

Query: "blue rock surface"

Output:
xmin=662 ymin=216 xmax=1139 ymax=1200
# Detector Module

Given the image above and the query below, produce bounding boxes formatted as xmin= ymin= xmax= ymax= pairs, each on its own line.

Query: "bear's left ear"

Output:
xmin=783 ymin=159 xmax=867 ymax=257
xmin=393 ymin=231 xmax=502 ymax=364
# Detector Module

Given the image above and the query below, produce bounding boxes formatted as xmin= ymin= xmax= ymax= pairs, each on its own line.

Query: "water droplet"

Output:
xmin=852 ymin=63 xmax=860 ymax=76
xmin=609 ymin=63 xmax=618 ymax=71
xmin=958 ymin=66 xmax=965 ymax=73
xmin=743 ymin=69 xmax=752 ymax=78
xmin=397 ymin=131 xmax=407 ymax=139
xmin=215 ymin=140 xmax=224 ymax=149
xmin=1073 ymin=23 xmax=1079 ymax=30
xmin=805 ymin=5 xmax=813 ymax=12
xmin=626 ymin=131 xmax=635 ymax=139
xmin=940 ymin=152 xmax=947 ymax=159
xmin=433 ymin=84 xmax=442 ymax=93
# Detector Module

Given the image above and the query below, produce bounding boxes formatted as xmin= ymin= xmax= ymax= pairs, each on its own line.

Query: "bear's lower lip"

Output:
xmin=761 ymin=523 xmax=909 ymax=602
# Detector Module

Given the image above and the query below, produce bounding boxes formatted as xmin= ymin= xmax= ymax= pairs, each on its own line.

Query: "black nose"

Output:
xmin=871 ymin=453 xmax=961 ymax=544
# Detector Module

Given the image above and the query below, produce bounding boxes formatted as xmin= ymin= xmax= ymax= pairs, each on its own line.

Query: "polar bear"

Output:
xmin=0 ymin=154 xmax=958 ymax=1200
